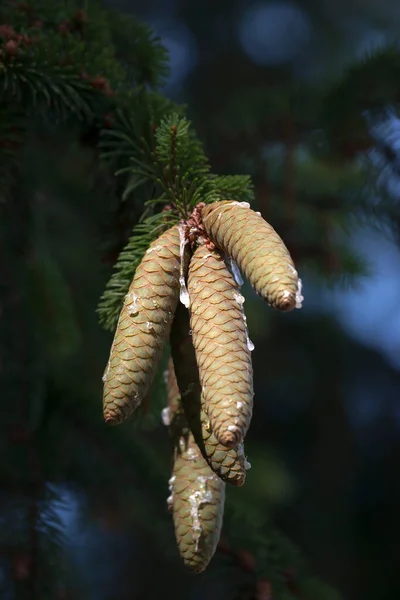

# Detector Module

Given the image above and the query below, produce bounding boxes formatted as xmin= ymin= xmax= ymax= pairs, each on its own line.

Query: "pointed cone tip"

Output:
xmin=104 ymin=412 xmax=122 ymax=425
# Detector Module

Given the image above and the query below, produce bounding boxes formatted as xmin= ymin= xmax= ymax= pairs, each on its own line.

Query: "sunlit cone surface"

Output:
xmin=169 ymin=423 xmax=226 ymax=573
xmin=187 ymin=243 xmax=253 ymax=448
xmin=103 ymin=224 xmax=189 ymax=425
xmin=171 ymin=303 xmax=247 ymax=486
xmin=201 ymin=201 xmax=302 ymax=311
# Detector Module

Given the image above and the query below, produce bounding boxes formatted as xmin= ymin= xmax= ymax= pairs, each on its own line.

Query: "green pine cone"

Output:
xmin=169 ymin=425 xmax=226 ymax=573
xmin=103 ymin=224 xmax=189 ymax=425
xmin=187 ymin=243 xmax=254 ymax=448
xmin=201 ymin=201 xmax=303 ymax=311
xmin=171 ymin=302 xmax=248 ymax=486
xmin=165 ymin=357 xmax=225 ymax=572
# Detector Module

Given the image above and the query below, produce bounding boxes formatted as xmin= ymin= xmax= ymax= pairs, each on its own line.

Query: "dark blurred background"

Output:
xmin=2 ymin=0 xmax=400 ymax=599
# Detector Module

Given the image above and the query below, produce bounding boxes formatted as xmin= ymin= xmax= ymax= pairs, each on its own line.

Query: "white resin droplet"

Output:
xmin=161 ymin=407 xmax=171 ymax=426
xmin=241 ymin=311 xmax=254 ymax=351
xmin=180 ymin=286 xmax=190 ymax=308
xmin=167 ymin=477 xmax=175 ymax=506
xmin=255 ymin=211 xmax=261 ymax=216
xmin=162 ymin=369 xmax=169 ymax=385
xmin=146 ymin=321 xmax=154 ymax=331
xmin=244 ymin=459 xmax=252 ymax=470
xmin=146 ymin=244 xmax=162 ymax=254
xmin=287 ymin=264 xmax=304 ymax=309
xmin=128 ymin=304 xmax=137 ymax=316
xmin=188 ymin=475 xmax=215 ymax=551
xmin=235 ymin=295 xmax=254 ymax=352
xmin=186 ymin=446 xmax=199 ymax=461
xmin=230 ymin=257 xmax=243 ymax=286
xmin=246 ymin=336 xmax=255 ymax=352
xmin=233 ymin=292 xmax=245 ymax=305
xmin=178 ymin=225 xmax=190 ymax=308
xmin=227 ymin=201 xmax=251 ymax=209
xmin=125 ymin=292 xmax=139 ymax=316
xmin=296 ymin=278 xmax=304 ymax=309
xmin=102 ymin=354 xmax=112 ymax=383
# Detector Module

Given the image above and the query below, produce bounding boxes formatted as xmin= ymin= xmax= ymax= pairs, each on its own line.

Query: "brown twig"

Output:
xmin=182 ymin=201 xmax=216 ymax=251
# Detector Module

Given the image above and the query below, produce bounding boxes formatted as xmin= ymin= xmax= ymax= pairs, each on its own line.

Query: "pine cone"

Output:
xmin=164 ymin=358 xmax=225 ymax=571
xmin=187 ymin=243 xmax=253 ymax=448
xmin=170 ymin=422 xmax=225 ymax=572
xmin=171 ymin=302 xmax=248 ymax=486
xmin=103 ymin=224 xmax=189 ymax=424
xmin=201 ymin=201 xmax=302 ymax=311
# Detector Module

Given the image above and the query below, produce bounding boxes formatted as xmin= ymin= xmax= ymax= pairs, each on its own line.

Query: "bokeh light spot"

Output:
xmin=150 ymin=19 xmax=197 ymax=89
xmin=238 ymin=2 xmax=312 ymax=65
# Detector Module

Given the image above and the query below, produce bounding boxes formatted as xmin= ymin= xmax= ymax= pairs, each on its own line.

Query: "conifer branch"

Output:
xmin=205 ymin=174 xmax=255 ymax=204
xmin=105 ymin=9 xmax=169 ymax=87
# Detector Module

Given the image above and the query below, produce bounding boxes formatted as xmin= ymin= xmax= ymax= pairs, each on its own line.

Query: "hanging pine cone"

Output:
xmin=165 ymin=359 xmax=225 ymax=573
xmin=103 ymin=224 xmax=189 ymax=424
xmin=201 ymin=200 xmax=303 ymax=311
xmin=171 ymin=302 xmax=248 ymax=486
xmin=187 ymin=242 xmax=254 ymax=448
xmin=170 ymin=446 xmax=225 ymax=573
